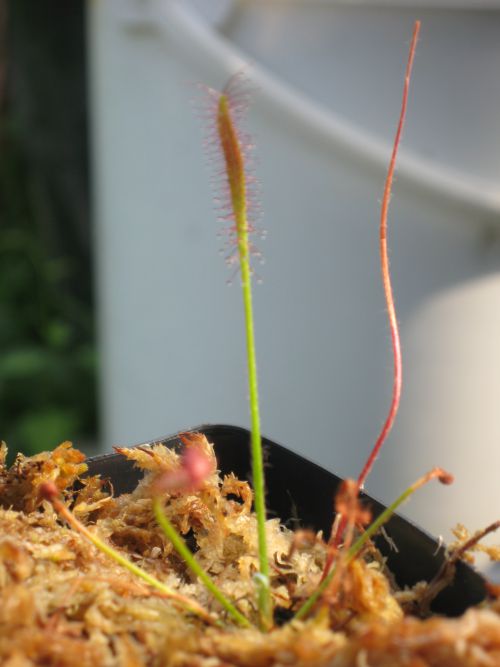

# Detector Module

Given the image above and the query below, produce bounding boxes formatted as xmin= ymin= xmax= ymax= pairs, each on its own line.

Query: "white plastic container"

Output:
xmin=217 ymin=0 xmax=500 ymax=187
xmin=88 ymin=0 xmax=500 ymax=555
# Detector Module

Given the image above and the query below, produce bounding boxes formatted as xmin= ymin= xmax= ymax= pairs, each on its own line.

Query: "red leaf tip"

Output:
xmin=39 ymin=481 xmax=60 ymax=502
xmin=437 ymin=470 xmax=454 ymax=486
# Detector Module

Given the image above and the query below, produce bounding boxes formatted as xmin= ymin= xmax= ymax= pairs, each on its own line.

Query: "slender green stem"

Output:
xmin=293 ymin=468 xmax=451 ymax=621
xmin=239 ymin=251 xmax=272 ymax=630
xmin=294 ymin=490 xmax=410 ymax=620
xmin=216 ymin=92 xmax=272 ymax=630
xmin=153 ymin=497 xmax=252 ymax=628
xmin=41 ymin=485 xmax=215 ymax=624
xmin=78 ymin=524 xmax=191 ymax=607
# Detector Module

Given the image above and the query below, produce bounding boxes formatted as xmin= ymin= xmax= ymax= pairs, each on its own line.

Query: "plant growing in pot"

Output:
xmin=1 ymin=21 xmax=500 ymax=666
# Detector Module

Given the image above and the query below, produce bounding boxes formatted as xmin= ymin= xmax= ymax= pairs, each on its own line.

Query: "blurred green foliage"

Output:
xmin=0 ymin=126 xmax=96 ymax=455
xmin=0 ymin=0 xmax=97 ymax=457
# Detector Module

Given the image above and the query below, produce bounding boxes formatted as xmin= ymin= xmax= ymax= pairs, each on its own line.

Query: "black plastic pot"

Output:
xmin=86 ymin=423 xmax=486 ymax=617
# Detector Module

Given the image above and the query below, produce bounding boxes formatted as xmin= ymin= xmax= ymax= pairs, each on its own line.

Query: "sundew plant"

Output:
xmin=41 ymin=20 xmax=480 ymax=632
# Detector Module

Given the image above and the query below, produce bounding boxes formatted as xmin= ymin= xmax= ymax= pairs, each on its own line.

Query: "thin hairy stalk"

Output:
xmin=323 ymin=22 xmax=421 ymax=578
xmin=295 ymin=466 xmax=452 ymax=621
xmin=216 ymin=87 xmax=271 ymax=629
xmin=39 ymin=482 xmax=216 ymax=625
xmin=152 ymin=497 xmax=252 ymax=628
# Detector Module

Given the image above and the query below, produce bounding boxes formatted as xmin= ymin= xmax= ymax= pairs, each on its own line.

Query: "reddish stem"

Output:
xmin=323 ymin=21 xmax=421 ymax=577
xmin=358 ymin=20 xmax=420 ymax=489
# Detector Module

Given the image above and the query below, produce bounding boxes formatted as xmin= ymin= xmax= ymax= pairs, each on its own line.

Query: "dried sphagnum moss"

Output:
xmin=1 ymin=436 xmax=499 ymax=667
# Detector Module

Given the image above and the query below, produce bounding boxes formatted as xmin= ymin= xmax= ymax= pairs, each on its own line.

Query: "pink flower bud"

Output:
xmin=152 ymin=446 xmax=214 ymax=496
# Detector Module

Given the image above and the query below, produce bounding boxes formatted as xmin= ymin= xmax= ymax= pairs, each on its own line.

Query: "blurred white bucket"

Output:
xmin=214 ymin=0 xmax=500 ymax=187
xmin=88 ymin=0 xmax=500 ymax=557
